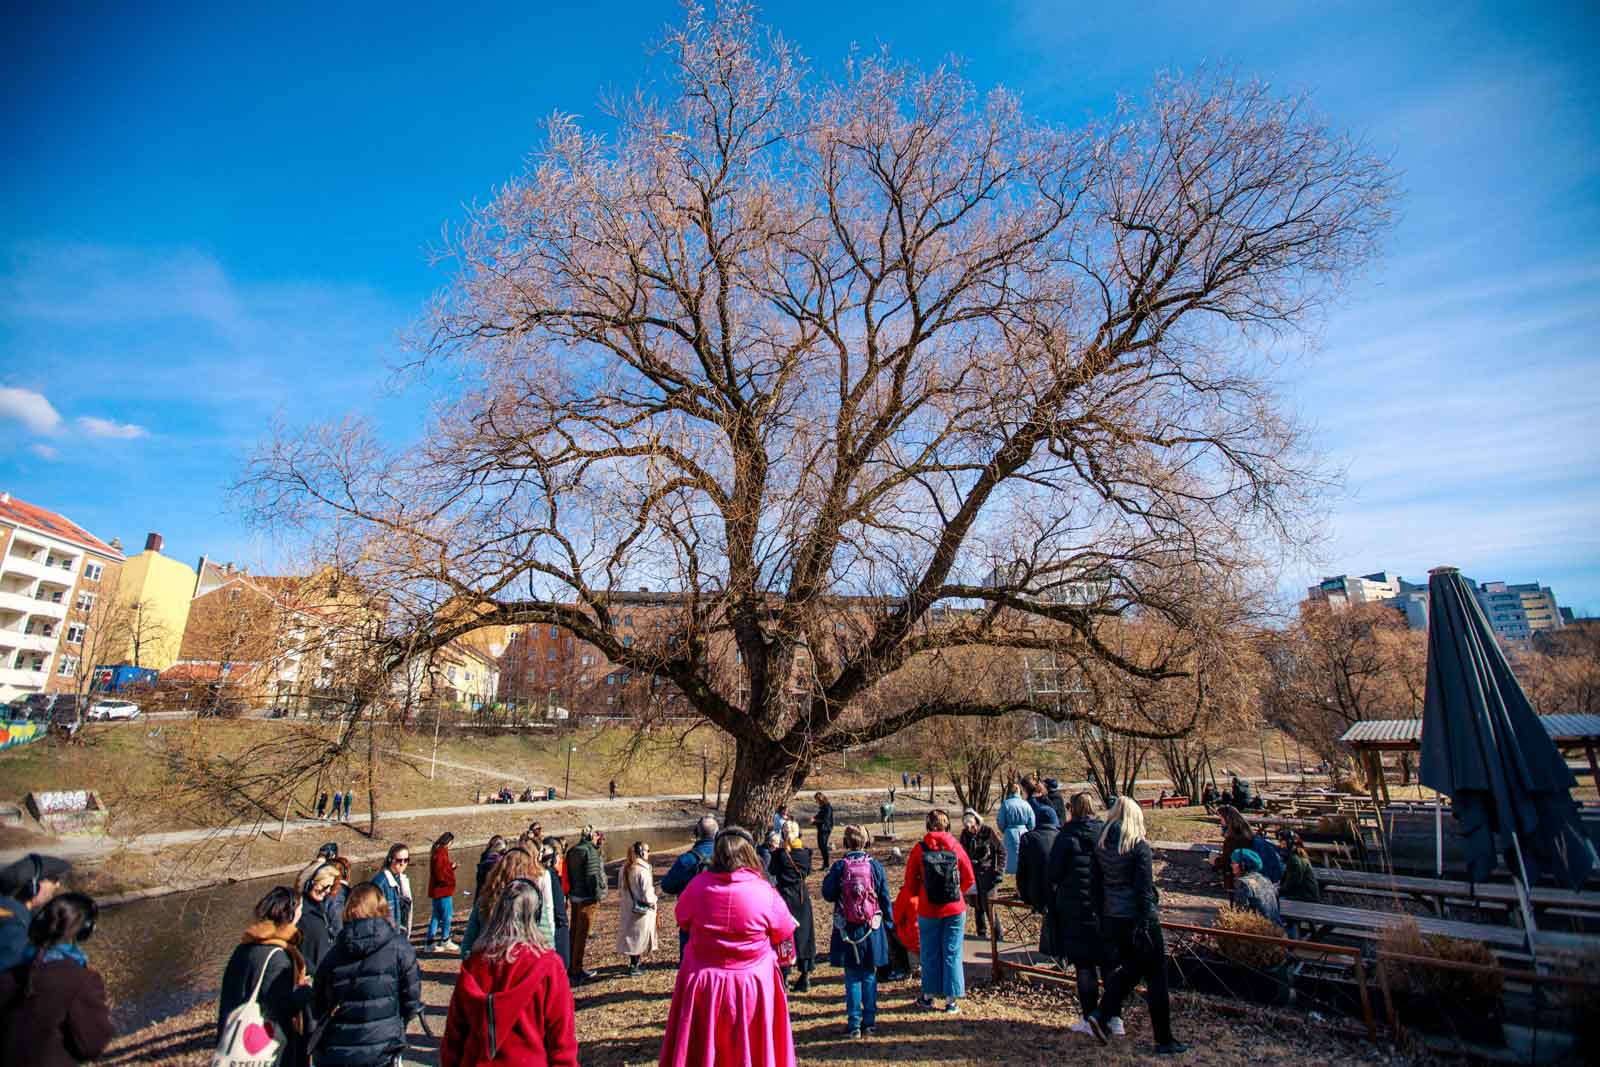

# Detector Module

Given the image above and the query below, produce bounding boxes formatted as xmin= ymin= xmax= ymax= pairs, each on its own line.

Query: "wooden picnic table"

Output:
xmin=1279 ymin=899 xmax=1600 ymax=954
xmin=1249 ymin=815 xmax=1321 ymax=830
xmin=1314 ymin=868 xmax=1600 ymax=915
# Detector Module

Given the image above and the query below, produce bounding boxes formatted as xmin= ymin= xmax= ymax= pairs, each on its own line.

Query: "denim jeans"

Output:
xmin=428 ymin=896 xmax=454 ymax=944
xmin=918 ymin=911 xmax=966 ymax=1000
xmin=843 ymin=963 xmax=878 ymax=1029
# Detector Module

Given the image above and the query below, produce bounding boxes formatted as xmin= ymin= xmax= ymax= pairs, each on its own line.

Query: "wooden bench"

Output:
xmin=1281 ymin=899 xmax=1600 ymax=955
xmin=1157 ymin=795 xmax=1189 ymax=809
xmin=1314 ymin=868 xmax=1600 ymax=916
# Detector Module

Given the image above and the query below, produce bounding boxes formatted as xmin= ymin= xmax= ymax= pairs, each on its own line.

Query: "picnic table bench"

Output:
xmin=1279 ymin=899 xmax=1600 ymax=954
xmin=1314 ymin=868 xmax=1600 ymax=917
xmin=1249 ymin=815 xmax=1321 ymax=830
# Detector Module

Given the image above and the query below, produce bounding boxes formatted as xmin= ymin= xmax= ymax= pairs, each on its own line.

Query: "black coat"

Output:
xmin=1045 ymin=817 xmax=1105 ymax=962
xmin=297 ymin=897 xmax=336 ymax=975
xmin=1045 ymin=789 xmax=1068 ymax=825
xmin=1091 ymin=830 xmax=1158 ymax=924
xmin=1016 ymin=824 xmax=1060 ymax=914
xmin=312 ymin=917 xmax=422 ymax=1066
xmin=814 ymin=802 xmax=835 ymax=837
xmin=217 ymin=942 xmax=312 ymax=1067
xmin=767 ymin=847 xmax=817 ymax=962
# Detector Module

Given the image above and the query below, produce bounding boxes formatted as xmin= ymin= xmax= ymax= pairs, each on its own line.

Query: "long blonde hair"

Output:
xmin=1098 ymin=797 xmax=1147 ymax=855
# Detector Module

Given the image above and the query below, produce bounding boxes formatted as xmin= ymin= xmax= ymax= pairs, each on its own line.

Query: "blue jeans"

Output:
xmin=843 ymin=963 xmax=878 ymax=1030
xmin=428 ymin=896 xmax=454 ymax=944
xmin=918 ymin=911 xmax=967 ymax=1000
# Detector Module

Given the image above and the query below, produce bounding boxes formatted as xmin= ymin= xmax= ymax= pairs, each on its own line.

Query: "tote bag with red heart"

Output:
xmin=212 ymin=947 xmax=288 ymax=1067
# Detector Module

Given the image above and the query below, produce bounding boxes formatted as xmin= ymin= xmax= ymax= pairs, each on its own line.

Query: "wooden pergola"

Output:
xmin=1340 ymin=714 xmax=1600 ymax=805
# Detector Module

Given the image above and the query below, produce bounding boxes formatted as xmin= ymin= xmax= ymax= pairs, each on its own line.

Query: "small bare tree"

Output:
xmin=241 ymin=5 xmax=1394 ymax=827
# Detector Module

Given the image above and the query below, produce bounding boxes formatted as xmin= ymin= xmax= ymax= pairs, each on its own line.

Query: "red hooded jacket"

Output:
xmin=429 ymin=844 xmax=457 ymax=900
xmin=904 ymin=830 xmax=976 ymax=920
xmin=440 ymin=946 xmax=577 ymax=1067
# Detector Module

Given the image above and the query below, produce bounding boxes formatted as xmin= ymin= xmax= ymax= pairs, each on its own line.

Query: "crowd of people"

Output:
xmin=0 ymin=774 xmax=1225 ymax=1065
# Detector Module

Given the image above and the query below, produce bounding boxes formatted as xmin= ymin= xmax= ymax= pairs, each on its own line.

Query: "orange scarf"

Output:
xmin=242 ymin=919 xmax=308 ymax=1029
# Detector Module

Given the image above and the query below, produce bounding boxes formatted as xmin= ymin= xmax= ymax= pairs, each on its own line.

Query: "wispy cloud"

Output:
xmin=0 ymin=386 xmax=63 ymax=434
xmin=77 ymin=415 xmax=147 ymax=440
xmin=28 ymin=443 xmax=59 ymax=461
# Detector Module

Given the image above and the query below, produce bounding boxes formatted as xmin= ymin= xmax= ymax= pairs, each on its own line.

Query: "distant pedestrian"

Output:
xmin=772 ymin=803 xmax=789 ymax=839
xmin=997 ymin=784 xmax=1035 ymax=876
xmin=330 ymin=790 xmax=341 ymax=820
xmin=216 ymin=886 xmax=311 ymax=1067
xmin=1044 ymin=779 xmax=1067 ymax=824
xmin=313 ymin=883 xmax=423 ymax=1067
xmin=617 ymin=841 xmax=659 ymax=975
xmin=812 ymin=792 xmax=835 ymax=868
xmin=821 ymin=825 xmax=894 ymax=1039
xmin=0 ymin=891 xmax=112 ymax=1067
xmin=341 ymin=789 xmax=353 ymax=821
xmin=658 ymin=827 xmax=796 ymax=1067
xmin=316 ymin=791 xmax=330 ymax=820
xmin=901 ymin=771 xmax=909 ymax=788
xmin=564 ymin=826 xmax=606 ymax=985
xmin=373 ymin=843 xmax=414 ymax=936
xmin=1073 ymin=797 xmax=1186 ymax=1055
xmin=903 ymin=810 xmax=975 ymax=1013
xmin=609 ymin=779 xmax=618 ymax=801
xmin=441 ymin=878 xmax=577 ymax=1067
xmin=427 ymin=832 xmax=460 ymax=953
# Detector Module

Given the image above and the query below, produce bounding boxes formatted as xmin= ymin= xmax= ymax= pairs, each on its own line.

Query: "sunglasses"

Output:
xmin=393 ymin=857 xmax=410 ymax=865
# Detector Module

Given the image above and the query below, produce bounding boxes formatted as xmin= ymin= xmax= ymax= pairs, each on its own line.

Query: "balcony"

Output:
xmin=0 ymin=630 xmax=57 ymax=655
xmin=0 ymin=667 xmax=48 ymax=696
xmin=2 ymin=555 xmax=55 ymax=583
xmin=0 ymin=590 xmax=66 ymax=619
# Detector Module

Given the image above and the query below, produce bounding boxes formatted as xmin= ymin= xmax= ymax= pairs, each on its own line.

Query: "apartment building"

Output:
xmin=1307 ymin=568 xmax=1564 ymax=639
xmin=1473 ymin=580 xmax=1564 ymax=641
xmin=0 ymin=493 xmax=124 ymax=702
xmin=109 ymin=532 xmax=197 ymax=671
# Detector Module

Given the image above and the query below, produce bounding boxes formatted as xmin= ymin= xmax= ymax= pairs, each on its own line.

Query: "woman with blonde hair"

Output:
xmin=459 ymin=847 xmax=553 ymax=957
xmin=1071 ymin=798 xmax=1185 ymax=1055
xmin=617 ymin=840 xmax=659 ymax=976
xmin=767 ymin=818 xmax=816 ymax=993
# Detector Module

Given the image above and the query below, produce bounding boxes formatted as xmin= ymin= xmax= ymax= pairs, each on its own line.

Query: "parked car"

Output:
xmin=87 ymin=699 xmax=141 ymax=721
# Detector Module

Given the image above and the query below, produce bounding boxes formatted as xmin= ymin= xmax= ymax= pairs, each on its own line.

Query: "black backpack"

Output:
xmin=922 ymin=848 xmax=961 ymax=906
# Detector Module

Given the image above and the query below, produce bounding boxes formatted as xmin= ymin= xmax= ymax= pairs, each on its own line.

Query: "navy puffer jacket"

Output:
xmin=312 ymin=917 xmax=421 ymax=1066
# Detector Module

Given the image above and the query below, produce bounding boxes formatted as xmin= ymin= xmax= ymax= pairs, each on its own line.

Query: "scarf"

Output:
xmin=27 ymin=942 xmax=88 ymax=967
xmin=242 ymin=919 xmax=309 ymax=1003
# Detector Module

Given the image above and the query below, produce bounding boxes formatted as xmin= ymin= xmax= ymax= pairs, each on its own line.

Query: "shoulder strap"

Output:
xmin=247 ymin=946 xmax=284 ymax=1004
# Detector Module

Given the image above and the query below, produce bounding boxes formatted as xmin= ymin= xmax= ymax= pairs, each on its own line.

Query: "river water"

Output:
xmin=94 ymin=827 xmax=688 ymax=1030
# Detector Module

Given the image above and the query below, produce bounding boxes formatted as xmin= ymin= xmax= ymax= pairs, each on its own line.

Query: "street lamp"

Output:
xmin=564 ymin=742 xmax=578 ymax=799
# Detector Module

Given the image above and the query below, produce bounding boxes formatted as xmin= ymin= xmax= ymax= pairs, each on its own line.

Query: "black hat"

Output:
xmin=0 ymin=853 xmax=71 ymax=898
xmin=1044 ymin=778 xmax=1059 ymax=790
xmin=318 ymin=842 xmax=339 ymax=859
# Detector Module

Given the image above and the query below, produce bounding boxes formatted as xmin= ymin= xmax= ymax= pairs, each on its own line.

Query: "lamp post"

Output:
xmin=565 ymin=742 xmax=577 ymax=799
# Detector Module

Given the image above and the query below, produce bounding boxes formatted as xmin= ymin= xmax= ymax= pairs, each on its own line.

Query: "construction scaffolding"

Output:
xmin=1022 ymin=652 xmax=1092 ymax=741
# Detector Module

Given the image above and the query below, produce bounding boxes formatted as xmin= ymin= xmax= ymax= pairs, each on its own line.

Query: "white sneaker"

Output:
xmin=1107 ymin=1017 xmax=1126 ymax=1037
xmin=1069 ymin=1020 xmax=1095 ymax=1036
xmin=437 ymin=939 xmax=459 ymax=953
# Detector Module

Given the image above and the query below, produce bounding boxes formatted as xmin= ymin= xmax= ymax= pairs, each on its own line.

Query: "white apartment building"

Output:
xmin=1307 ymin=568 xmax=1564 ymax=639
xmin=0 ymin=493 xmax=124 ymax=703
xmin=1473 ymin=580 xmax=1564 ymax=641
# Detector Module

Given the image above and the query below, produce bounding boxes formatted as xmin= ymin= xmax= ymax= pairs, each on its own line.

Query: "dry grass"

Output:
xmin=1210 ymin=906 xmax=1289 ymax=970
xmin=1378 ymin=917 xmax=1503 ymax=1008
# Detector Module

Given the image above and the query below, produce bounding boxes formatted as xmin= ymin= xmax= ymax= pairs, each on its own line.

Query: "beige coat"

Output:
xmin=615 ymin=860 xmax=659 ymax=956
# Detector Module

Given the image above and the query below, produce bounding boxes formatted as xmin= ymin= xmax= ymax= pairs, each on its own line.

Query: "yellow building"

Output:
xmin=112 ymin=533 xmax=197 ymax=670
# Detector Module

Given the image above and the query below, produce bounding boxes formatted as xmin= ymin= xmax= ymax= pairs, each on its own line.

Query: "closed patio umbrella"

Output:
xmin=1418 ymin=566 xmax=1595 ymax=893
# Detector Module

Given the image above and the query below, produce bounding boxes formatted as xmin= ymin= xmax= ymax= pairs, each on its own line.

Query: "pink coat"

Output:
xmin=658 ymin=868 xmax=798 ymax=1067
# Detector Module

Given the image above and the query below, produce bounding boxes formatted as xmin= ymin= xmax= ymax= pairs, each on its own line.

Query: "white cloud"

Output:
xmin=28 ymin=443 xmax=59 ymax=460
xmin=77 ymin=415 xmax=148 ymax=440
xmin=0 ymin=386 xmax=63 ymax=434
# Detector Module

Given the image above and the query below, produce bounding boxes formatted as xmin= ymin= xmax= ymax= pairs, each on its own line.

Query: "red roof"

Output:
xmin=0 ymin=493 xmax=122 ymax=559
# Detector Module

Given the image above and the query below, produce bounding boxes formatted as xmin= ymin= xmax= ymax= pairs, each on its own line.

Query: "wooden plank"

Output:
xmin=1279 ymin=900 xmax=1529 ymax=949
xmin=1314 ymin=868 xmax=1600 ymax=911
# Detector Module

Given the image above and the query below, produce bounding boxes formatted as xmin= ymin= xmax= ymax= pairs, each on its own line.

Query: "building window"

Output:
xmin=75 ymin=591 xmax=96 ymax=613
xmin=606 ymin=673 xmax=617 ymax=686
xmin=623 ymin=636 xmax=634 ymax=648
xmin=547 ymin=647 xmax=557 ymax=661
xmin=581 ymin=654 xmax=594 ymax=666
xmin=57 ymin=655 xmax=79 ymax=677
xmin=65 ymin=624 xmax=85 ymax=644
xmin=84 ymin=563 xmax=103 ymax=582
xmin=624 ymin=615 xmax=634 ymax=627
xmin=549 ymin=624 xmax=558 ymax=638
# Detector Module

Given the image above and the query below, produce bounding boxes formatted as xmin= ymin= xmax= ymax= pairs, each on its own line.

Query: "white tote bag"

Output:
xmin=212 ymin=947 xmax=288 ymax=1067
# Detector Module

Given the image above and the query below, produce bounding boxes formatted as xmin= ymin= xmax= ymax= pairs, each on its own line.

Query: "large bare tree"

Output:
xmin=243 ymin=5 xmax=1394 ymax=826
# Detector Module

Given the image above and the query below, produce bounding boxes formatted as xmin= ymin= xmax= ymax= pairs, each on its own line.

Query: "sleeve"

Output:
xmin=661 ymin=852 xmax=693 ymax=896
xmin=64 ymin=968 xmax=115 ymax=1061
xmin=398 ymin=941 xmax=423 ymax=1022
xmin=1045 ymin=832 xmax=1068 ymax=889
xmin=904 ymin=845 xmax=923 ymax=899
xmin=439 ymin=979 xmax=466 ymax=1067
xmin=640 ymin=866 xmax=658 ymax=907
xmin=544 ymin=964 xmax=579 ymax=1067
xmin=313 ymin=952 xmax=334 ymax=1016
xmin=795 ymin=849 xmax=813 ymax=877
xmin=957 ymin=842 xmax=976 ymax=895
xmin=874 ymin=861 xmax=894 ymax=928
xmin=820 ymin=859 xmax=842 ymax=903
xmin=1134 ymin=843 xmax=1155 ymax=924
xmin=459 ymin=906 xmax=481 ymax=958
xmin=1024 ymin=806 xmax=1036 ymax=830
xmin=262 ymin=952 xmax=310 ymax=1026
xmin=766 ymin=884 xmax=799 ymax=944
xmin=1090 ymin=849 xmax=1105 ymax=916
xmin=674 ymin=878 xmax=700 ymax=931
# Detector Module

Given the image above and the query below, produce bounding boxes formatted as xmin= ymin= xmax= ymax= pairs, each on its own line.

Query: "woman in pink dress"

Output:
xmin=659 ymin=827 xmax=798 ymax=1067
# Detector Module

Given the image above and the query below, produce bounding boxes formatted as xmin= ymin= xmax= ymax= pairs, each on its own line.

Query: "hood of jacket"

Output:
xmin=1031 ymin=806 xmax=1061 ymax=830
xmin=920 ymin=830 xmax=961 ymax=852
xmin=338 ymin=915 xmax=401 ymax=958
xmin=1063 ymin=816 xmax=1103 ymax=846
xmin=455 ymin=948 xmax=548 ymax=1055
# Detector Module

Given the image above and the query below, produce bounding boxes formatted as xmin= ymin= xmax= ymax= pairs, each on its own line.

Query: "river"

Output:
xmin=94 ymin=826 xmax=688 ymax=1030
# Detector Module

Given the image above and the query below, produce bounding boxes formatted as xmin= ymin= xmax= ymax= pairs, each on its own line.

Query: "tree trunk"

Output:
xmin=723 ymin=737 xmax=808 ymax=830
xmin=366 ymin=721 xmax=381 ymax=837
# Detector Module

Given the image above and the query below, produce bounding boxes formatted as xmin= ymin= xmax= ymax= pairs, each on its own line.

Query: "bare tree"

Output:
xmin=241 ymin=5 xmax=1394 ymax=827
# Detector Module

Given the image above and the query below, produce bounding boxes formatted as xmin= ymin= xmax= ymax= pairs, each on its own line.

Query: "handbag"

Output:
xmin=625 ymin=873 xmax=652 ymax=916
xmin=212 ymin=948 xmax=287 ymax=1067
xmin=776 ymin=936 xmax=797 ymax=968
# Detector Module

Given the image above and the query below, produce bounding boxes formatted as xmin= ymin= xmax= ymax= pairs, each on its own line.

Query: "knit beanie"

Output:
xmin=1234 ymin=848 xmax=1263 ymax=873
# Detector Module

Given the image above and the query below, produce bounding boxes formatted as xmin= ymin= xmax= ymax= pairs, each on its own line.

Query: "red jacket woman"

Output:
xmin=427 ymin=833 xmax=460 ymax=952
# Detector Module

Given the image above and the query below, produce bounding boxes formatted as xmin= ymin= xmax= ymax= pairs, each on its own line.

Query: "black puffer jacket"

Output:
xmin=296 ymin=897 xmax=335 ymax=975
xmin=1045 ymin=816 xmax=1105 ymax=962
xmin=1016 ymin=822 xmax=1060 ymax=914
xmin=1091 ymin=829 xmax=1158 ymax=925
xmin=312 ymin=917 xmax=421 ymax=1066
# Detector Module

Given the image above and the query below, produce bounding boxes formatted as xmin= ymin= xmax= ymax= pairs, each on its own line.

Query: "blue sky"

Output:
xmin=2 ymin=1 xmax=1596 ymax=612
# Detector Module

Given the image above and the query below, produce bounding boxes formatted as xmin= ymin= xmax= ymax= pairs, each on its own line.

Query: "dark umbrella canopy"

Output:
xmin=1418 ymin=567 xmax=1595 ymax=888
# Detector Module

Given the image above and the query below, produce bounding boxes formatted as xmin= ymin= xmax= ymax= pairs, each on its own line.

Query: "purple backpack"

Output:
xmin=839 ymin=854 xmax=881 ymax=927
